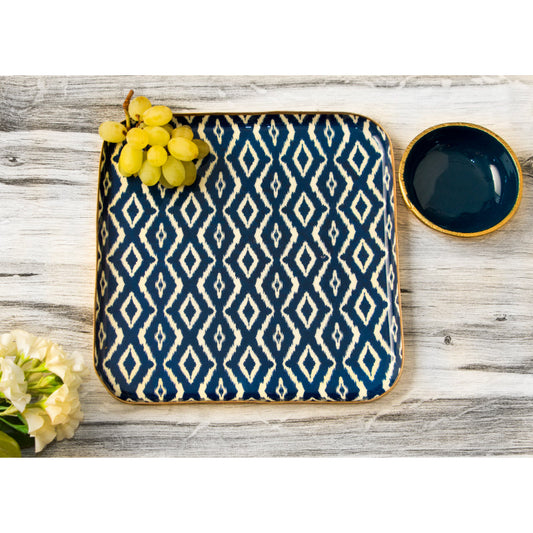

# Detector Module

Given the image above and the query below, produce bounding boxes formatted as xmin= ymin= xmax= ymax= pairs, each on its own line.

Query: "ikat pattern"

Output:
xmin=95 ymin=113 xmax=403 ymax=402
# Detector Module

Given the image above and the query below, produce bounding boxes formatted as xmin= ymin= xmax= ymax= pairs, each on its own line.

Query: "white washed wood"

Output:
xmin=0 ymin=76 xmax=531 ymax=456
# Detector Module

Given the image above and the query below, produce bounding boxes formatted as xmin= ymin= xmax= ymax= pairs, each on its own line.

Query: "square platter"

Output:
xmin=94 ymin=112 xmax=404 ymax=403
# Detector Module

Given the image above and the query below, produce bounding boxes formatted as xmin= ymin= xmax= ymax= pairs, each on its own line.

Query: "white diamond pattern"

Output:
xmin=215 ymin=172 xmax=226 ymax=198
xmin=179 ymin=243 xmax=201 ymax=278
xmin=155 ymin=271 xmax=166 ymax=298
xmin=180 ymin=193 xmax=202 ymax=228
xmin=271 ymin=172 xmax=281 ymax=198
xmin=117 ymin=344 xmax=141 ymax=384
xmin=238 ymin=293 xmax=260 ymax=330
xmin=156 ymin=222 xmax=167 ymax=248
xmin=98 ymin=322 xmax=106 ymax=349
xmin=347 ymin=140 xmax=370 ymax=175
xmin=324 ymin=119 xmax=334 ymax=147
xmin=355 ymin=288 xmax=376 ymax=326
xmin=330 ymin=270 xmax=341 ymax=297
xmin=276 ymin=377 xmax=287 ymax=400
xmin=103 ymin=171 xmax=112 ymax=196
xmin=332 ymin=322 xmax=343 ymax=349
xmin=216 ymin=378 xmax=227 ymax=399
xmin=179 ymin=293 xmax=202 ymax=329
xmin=268 ymin=118 xmax=279 ymax=145
xmin=99 ymin=275 xmax=107 ymax=297
xmin=120 ymin=242 xmax=142 ymax=277
xmin=273 ymin=324 xmax=284 ymax=350
xmin=237 ymin=243 xmax=259 ymax=278
xmin=155 ymin=378 xmax=167 ymax=401
xmin=179 ymin=346 xmax=201 ymax=384
xmin=359 ymin=341 xmax=380 ymax=380
xmin=293 ymin=139 xmax=313 ymax=176
xmin=271 ymin=223 xmax=282 ymax=248
xmin=239 ymin=140 xmax=260 ymax=177
xmin=120 ymin=293 xmax=142 ymax=328
xmin=353 ymin=238 xmax=375 ymax=273
xmin=213 ymin=119 xmax=224 ymax=143
xmin=122 ymin=193 xmax=143 ymax=229
xmin=214 ymin=324 xmax=225 ymax=351
xmin=214 ymin=223 xmax=225 ymax=249
xmin=100 ymin=221 xmax=109 ymax=246
xmin=294 ymin=192 xmax=316 ymax=227
xmin=336 ymin=377 xmax=348 ymax=400
xmin=236 ymin=193 xmax=258 ymax=229
xmin=154 ymin=322 xmax=166 ymax=351
xmin=328 ymin=221 xmax=339 ymax=246
xmin=326 ymin=172 xmax=337 ymax=196
xmin=272 ymin=272 xmax=283 ymax=298
xmin=298 ymin=346 xmax=320 ymax=382
xmin=239 ymin=346 xmax=261 ymax=383
xmin=351 ymin=190 xmax=372 ymax=224
xmin=295 ymin=241 xmax=316 ymax=277
xmin=296 ymin=292 xmax=318 ymax=329
xmin=214 ymin=272 xmax=225 ymax=299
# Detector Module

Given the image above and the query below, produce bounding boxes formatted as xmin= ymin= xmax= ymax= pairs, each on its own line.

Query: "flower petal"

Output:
xmin=44 ymin=384 xmax=75 ymax=425
xmin=0 ymin=357 xmax=31 ymax=413
xmin=56 ymin=405 xmax=83 ymax=441
xmin=0 ymin=333 xmax=17 ymax=358
xmin=22 ymin=407 xmax=57 ymax=453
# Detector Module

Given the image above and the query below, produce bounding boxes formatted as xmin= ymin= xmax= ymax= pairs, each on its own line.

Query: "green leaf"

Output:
xmin=0 ymin=415 xmax=26 ymax=432
xmin=0 ymin=418 xmax=34 ymax=449
xmin=0 ymin=429 xmax=21 ymax=458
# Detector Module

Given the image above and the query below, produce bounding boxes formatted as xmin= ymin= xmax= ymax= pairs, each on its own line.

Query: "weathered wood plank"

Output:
xmin=26 ymin=397 xmax=533 ymax=457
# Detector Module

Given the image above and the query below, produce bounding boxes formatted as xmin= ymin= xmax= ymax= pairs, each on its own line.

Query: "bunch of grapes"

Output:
xmin=98 ymin=92 xmax=210 ymax=188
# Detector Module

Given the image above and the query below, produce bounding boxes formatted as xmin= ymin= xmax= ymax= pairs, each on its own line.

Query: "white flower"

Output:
xmin=44 ymin=343 xmax=85 ymax=388
xmin=44 ymin=384 xmax=77 ymax=425
xmin=0 ymin=332 xmax=18 ymax=358
xmin=22 ymin=406 xmax=57 ymax=453
xmin=56 ymin=401 xmax=83 ymax=442
xmin=10 ymin=329 xmax=49 ymax=361
xmin=0 ymin=357 xmax=31 ymax=412
xmin=1 ymin=329 xmax=86 ymax=453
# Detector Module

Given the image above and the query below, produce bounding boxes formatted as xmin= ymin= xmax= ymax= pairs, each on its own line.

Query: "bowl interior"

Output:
xmin=401 ymin=125 xmax=521 ymax=235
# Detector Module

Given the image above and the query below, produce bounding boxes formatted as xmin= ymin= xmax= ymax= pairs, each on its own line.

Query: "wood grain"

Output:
xmin=0 ymin=75 xmax=531 ymax=456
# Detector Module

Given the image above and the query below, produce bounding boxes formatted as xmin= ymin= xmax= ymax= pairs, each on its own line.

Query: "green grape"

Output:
xmin=162 ymin=155 xmax=186 ymax=187
xmin=0 ymin=430 xmax=21 ymax=458
xmin=139 ymin=159 xmax=161 ymax=186
xmin=171 ymin=125 xmax=194 ymax=140
xmin=147 ymin=145 xmax=168 ymax=167
xmin=126 ymin=127 xmax=149 ymax=150
xmin=144 ymin=126 xmax=170 ymax=146
xmin=128 ymin=96 xmax=152 ymax=122
xmin=159 ymin=173 xmax=176 ymax=189
xmin=162 ymin=123 xmax=174 ymax=135
xmin=99 ymin=121 xmax=127 ymax=143
xmin=118 ymin=144 xmax=143 ymax=176
xmin=118 ymin=165 xmax=132 ymax=178
xmin=142 ymin=105 xmax=173 ymax=126
xmin=192 ymin=138 xmax=210 ymax=159
xmin=182 ymin=161 xmax=197 ymax=186
xmin=168 ymin=137 xmax=199 ymax=161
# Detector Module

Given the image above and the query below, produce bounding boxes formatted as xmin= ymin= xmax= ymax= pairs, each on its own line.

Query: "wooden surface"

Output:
xmin=1 ymin=75 xmax=531 ymax=457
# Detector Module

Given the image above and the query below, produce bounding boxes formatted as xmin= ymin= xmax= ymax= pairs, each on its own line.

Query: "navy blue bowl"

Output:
xmin=399 ymin=123 xmax=522 ymax=236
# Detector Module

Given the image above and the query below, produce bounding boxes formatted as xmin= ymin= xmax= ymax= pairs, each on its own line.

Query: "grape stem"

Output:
xmin=123 ymin=89 xmax=134 ymax=130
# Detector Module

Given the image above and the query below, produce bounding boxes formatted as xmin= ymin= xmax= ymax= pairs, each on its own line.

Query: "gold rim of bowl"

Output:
xmin=397 ymin=122 xmax=523 ymax=237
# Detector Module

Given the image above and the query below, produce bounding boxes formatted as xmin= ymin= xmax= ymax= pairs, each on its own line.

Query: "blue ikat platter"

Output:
xmin=94 ymin=113 xmax=404 ymax=403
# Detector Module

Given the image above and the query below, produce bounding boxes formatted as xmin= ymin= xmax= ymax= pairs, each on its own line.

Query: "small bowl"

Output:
xmin=398 ymin=123 xmax=522 ymax=237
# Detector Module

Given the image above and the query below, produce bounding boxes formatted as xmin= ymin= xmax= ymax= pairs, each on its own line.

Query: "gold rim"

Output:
xmin=398 ymin=122 xmax=523 ymax=238
xmin=92 ymin=111 xmax=405 ymax=405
